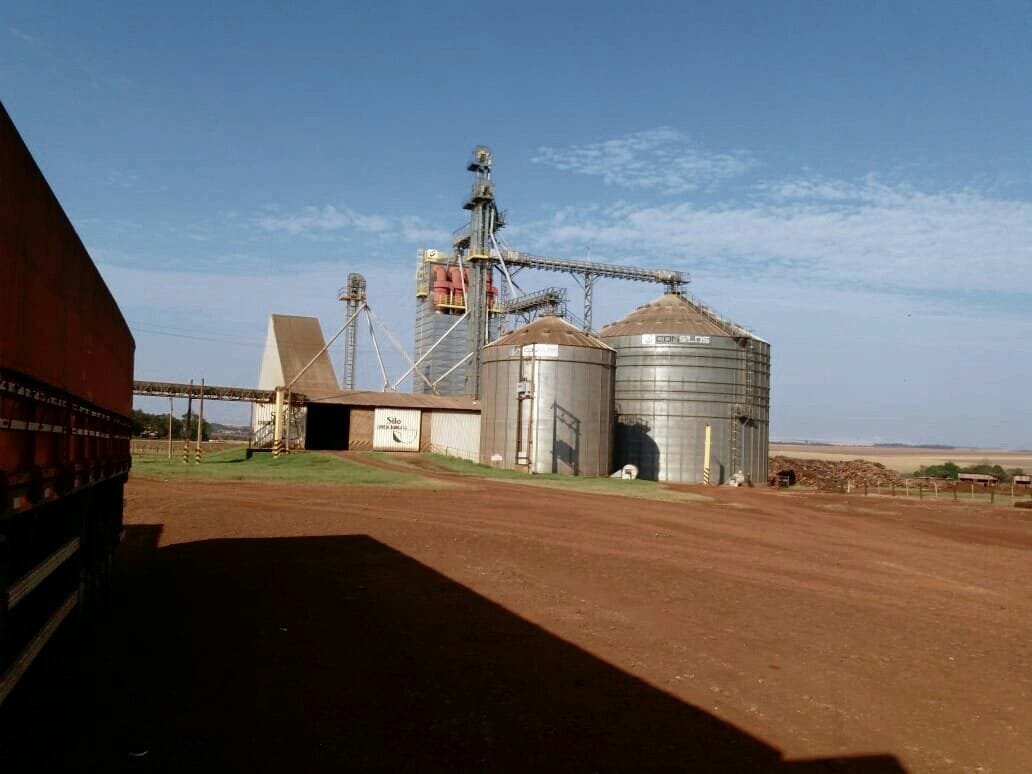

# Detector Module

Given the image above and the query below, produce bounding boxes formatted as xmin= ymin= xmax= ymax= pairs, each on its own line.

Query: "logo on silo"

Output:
xmin=642 ymin=333 xmax=711 ymax=345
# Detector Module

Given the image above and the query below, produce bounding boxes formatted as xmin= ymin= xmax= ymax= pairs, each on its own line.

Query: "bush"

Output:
xmin=912 ymin=461 xmax=959 ymax=479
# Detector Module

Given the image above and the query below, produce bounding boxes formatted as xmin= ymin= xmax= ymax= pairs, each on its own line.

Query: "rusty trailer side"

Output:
xmin=0 ymin=101 xmax=134 ymax=708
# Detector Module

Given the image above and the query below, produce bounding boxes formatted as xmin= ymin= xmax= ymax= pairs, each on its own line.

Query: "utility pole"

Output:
xmin=167 ymin=396 xmax=173 ymax=459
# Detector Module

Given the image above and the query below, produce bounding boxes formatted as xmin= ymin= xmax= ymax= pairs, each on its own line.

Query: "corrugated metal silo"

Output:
xmin=598 ymin=293 xmax=770 ymax=484
xmin=480 ymin=316 xmax=615 ymax=476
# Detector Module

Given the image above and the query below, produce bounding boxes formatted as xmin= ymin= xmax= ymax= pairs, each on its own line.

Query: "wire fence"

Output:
xmin=813 ymin=479 xmax=1032 ymax=508
xmin=130 ymin=440 xmax=248 ymax=458
xmin=427 ymin=443 xmax=479 ymax=462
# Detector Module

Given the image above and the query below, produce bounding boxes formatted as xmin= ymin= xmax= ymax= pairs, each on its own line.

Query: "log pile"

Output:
xmin=769 ymin=456 xmax=903 ymax=488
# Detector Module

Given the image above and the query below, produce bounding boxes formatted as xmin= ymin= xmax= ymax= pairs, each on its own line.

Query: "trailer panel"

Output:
xmin=0 ymin=101 xmax=134 ymax=709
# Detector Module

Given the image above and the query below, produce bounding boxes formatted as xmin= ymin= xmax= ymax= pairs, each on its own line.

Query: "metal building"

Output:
xmin=306 ymin=391 xmax=481 ymax=458
xmin=598 ymin=293 xmax=770 ymax=484
xmin=480 ymin=315 xmax=615 ymax=476
xmin=414 ymin=248 xmax=500 ymax=396
xmin=253 ymin=314 xmax=341 ymax=449
xmin=409 ymin=147 xmax=686 ymax=401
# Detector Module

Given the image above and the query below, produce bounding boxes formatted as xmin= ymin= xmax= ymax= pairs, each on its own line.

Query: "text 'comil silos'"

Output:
xmin=598 ymin=293 xmax=770 ymax=484
xmin=480 ymin=316 xmax=615 ymax=476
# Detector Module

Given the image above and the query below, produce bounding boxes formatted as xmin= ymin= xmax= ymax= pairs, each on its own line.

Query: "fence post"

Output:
xmin=891 ymin=484 xmax=895 ymax=497
xmin=970 ymin=483 xmax=975 ymax=501
xmin=864 ymin=483 xmax=868 ymax=496
xmin=953 ymin=485 xmax=958 ymax=502
xmin=990 ymin=487 xmax=995 ymax=505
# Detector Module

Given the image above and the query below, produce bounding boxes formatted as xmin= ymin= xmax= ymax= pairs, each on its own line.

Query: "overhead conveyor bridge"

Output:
xmin=499 ymin=249 xmax=687 ymax=289
xmin=497 ymin=248 xmax=688 ymax=332
xmin=133 ymin=381 xmax=307 ymax=405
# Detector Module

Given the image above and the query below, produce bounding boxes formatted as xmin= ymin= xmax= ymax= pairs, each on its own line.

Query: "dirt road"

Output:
xmin=11 ymin=466 xmax=1031 ymax=771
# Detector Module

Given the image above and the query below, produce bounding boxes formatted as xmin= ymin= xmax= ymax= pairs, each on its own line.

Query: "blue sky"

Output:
xmin=3 ymin=1 xmax=1030 ymax=447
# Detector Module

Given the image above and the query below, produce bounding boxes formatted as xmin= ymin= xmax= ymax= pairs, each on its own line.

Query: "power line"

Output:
xmin=129 ymin=323 xmax=264 ymax=347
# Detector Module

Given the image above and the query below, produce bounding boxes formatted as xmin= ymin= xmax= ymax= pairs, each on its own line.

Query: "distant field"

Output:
xmin=771 ymin=444 xmax=1032 ymax=474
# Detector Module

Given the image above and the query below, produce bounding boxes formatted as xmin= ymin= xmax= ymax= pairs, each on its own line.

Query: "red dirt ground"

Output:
xmin=10 ymin=465 xmax=1032 ymax=771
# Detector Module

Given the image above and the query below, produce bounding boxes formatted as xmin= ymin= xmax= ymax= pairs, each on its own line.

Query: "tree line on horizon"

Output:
xmin=131 ymin=408 xmax=212 ymax=441
xmin=912 ymin=461 xmax=1025 ymax=482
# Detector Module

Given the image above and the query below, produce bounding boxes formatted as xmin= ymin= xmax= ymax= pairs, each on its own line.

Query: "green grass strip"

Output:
xmin=132 ymin=448 xmax=429 ymax=487
xmin=418 ymin=454 xmax=712 ymax=503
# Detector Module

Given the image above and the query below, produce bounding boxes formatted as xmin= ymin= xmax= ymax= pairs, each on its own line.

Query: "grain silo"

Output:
xmin=480 ymin=315 xmax=615 ymax=476
xmin=598 ymin=293 xmax=770 ymax=484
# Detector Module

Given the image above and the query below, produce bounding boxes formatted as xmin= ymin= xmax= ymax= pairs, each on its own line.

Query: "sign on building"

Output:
xmin=514 ymin=343 xmax=559 ymax=358
xmin=373 ymin=408 xmax=422 ymax=451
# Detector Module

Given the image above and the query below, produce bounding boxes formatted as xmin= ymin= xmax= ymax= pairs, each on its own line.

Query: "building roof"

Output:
xmin=486 ymin=314 xmax=613 ymax=351
xmin=257 ymin=314 xmax=340 ymax=398
xmin=308 ymin=390 xmax=480 ymax=411
xmin=598 ymin=293 xmax=741 ymax=338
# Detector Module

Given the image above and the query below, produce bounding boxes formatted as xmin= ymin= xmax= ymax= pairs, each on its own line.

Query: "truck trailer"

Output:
xmin=0 ymin=101 xmax=134 ymax=707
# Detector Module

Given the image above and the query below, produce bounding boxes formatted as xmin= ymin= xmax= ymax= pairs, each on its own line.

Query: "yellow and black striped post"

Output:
xmin=183 ymin=378 xmax=193 ymax=463
xmin=702 ymin=424 xmax=712 ymax=485
xmin=272 ymin=387 xmax=284 ymax=459
xmin=195 ymin=379 xmax=205 ymax=464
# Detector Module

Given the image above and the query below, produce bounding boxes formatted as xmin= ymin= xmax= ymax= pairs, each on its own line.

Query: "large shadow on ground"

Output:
xmin=4 ymin=526 xmax=905 ymax=771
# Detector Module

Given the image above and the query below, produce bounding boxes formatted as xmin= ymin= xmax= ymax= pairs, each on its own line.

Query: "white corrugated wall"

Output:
xmin=429 ymin=412 xmax=481 ymax=462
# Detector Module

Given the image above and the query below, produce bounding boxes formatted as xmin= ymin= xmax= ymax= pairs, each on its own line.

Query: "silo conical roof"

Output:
xmin=487 ymin=314 xmax=613 ymax=350
xmin=598 ymin=293 xmax=736 ymax=338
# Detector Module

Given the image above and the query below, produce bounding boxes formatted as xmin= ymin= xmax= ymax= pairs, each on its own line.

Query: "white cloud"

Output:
xmin=9 ymin=27 xmax=35 ymax=43
xmin=257 ymin=205 xmax=388 ymax=235
xmin=399 ymin=215 xmax=450 ymax=244
xmin=521 ymin=177 xmax=1032 ymax=296
xmin=532 ymin=128 xmax=756 ymax=193
xmin=105 ymin=169 xmax=140 ymax=189
xmin=257 ymin=205 xmax=449 ymax=244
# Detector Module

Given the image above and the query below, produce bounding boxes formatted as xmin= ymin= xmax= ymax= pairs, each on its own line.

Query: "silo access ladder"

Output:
xmin=729 ymin=339 xmax=758 ymax=476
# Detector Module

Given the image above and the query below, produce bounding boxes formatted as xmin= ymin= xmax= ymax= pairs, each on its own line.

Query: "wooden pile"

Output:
xmin=769 ymin=456 xmax=903 ymax=488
